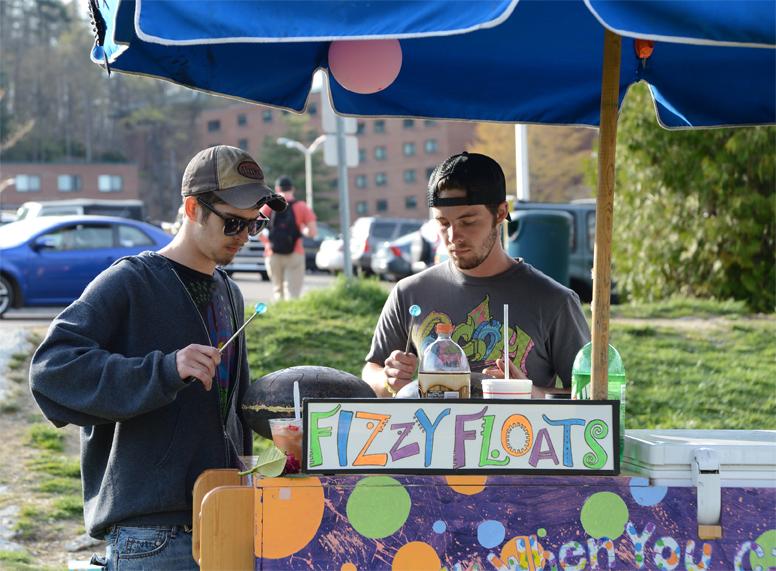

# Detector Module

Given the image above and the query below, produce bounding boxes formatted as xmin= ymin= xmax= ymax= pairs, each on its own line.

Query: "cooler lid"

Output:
xmin=623 ymin=429 xmax=776 ymax=483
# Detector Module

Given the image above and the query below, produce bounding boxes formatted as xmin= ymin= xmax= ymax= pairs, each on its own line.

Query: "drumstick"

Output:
xmin=405 ymin=304 xmax=422 ymax=353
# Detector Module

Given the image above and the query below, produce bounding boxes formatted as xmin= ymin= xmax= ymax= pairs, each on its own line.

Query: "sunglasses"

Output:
xmin=197 ymin=199 xmax=270 ymax=237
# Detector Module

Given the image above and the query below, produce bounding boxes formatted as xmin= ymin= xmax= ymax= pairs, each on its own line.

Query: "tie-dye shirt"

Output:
xmin=170 ymin=261 xmax=237 ymax=419
xmin=366 ymin=259 xmax=589 ymax=388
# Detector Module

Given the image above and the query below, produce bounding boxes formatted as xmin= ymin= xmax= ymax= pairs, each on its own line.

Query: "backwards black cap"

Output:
xmin=427 ymin=152 xmax=511 ymax=220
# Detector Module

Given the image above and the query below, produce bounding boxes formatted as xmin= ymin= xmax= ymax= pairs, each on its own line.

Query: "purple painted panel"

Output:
xmin=256 ymin=475 xmax=776 ymax=570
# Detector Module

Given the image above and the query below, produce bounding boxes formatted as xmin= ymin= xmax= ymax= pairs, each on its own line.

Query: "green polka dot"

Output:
xmin=580 ymin=492 xmax=629 ymax=539
xmin=537 ymin=528 xmax=547 ymax=538
xmin=751 ymin=529 xmax=776 ymax=570
xmin=346 ymin=476 xmax=411 ymax=539
xmin=490 ymin=450 xmax=499 ymax=458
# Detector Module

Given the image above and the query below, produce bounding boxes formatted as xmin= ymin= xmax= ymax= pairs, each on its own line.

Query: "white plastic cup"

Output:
xmin=481 ymin=378 xmax=533 ymax=399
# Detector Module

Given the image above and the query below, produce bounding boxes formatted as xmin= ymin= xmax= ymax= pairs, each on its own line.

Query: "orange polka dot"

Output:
xmin=255 ymin=476 xmax=325 ymax=559
xmin=445 ymin=475 xmax=487 ymax=495
xmin=341 ymin=563 xmax=358 ymax=571
xmin=501 ymin=535 xmax=543 ymax=570
xmin=392 ymin=542 xmax=441 ymax=571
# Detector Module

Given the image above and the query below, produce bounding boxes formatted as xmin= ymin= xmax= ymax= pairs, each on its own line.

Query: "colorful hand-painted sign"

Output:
xmin=303 ymin=399 xmax=619 ymax=475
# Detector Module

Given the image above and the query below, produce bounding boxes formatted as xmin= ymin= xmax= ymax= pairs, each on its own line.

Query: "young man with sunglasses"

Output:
xmin=30 ymin=145 xmax=286 ymax=570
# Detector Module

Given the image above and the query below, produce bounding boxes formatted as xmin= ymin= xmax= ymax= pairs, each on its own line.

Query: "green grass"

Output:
xmin=26 ymin=424 xmax=65 ymax=452
xmin=245 ymin=280 xmax=775 ymax=430
xmin=0 ymin=549 xmax=59 ymax=571
xmin=36 ymin=477 xmax=81 ymax=495
xmin=28 ymin=453 xmax=80 ymax=479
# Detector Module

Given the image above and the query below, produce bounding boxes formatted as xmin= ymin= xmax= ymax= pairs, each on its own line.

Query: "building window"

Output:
xmin=403 ymin=169 xmax=416 ymax=183
xmin=374 ymin=120 xmax=385 ymax=134
xmin=403 ymin=119 xmax=415 ymax=129
xmin=57 ymin=174 xmax=81 ymax=192
xmin=426 ymin=166 xmax=436 ymax=180
xmin=355 ymin=174 xmax=368 ymax=189
xmin=424 ymin=139 xmax=439 ymax=154
xmin=357 ymin=122 xmax=366 ymax=135
xmin=358 ymin=149 xmax=367 ymax=164
xmin=356 ymin=201 xmax=368 ymax=215
xmin=374 ymin=146 xmax=387 ymax=160
xmin=375 ymin=172 xmax=388 ymax=187
xmin=237 ymin=114 xmax=247 ymax=126
xmin=98 ymin=175 xmax=123 ymax=193
xmin=308 ymin=103 xmax=317 ymax=115
xmin=403 ymin=142 xmax=416 ymax=157
xmin=262 ymin=110 xmax=273 ymax=123
xmin=207 ymin=120 xmax=221 ymax=132
xmin=424 ymin=119 xmax=437 ymax=127
xmin=15 ymin=174 xmax=41 ymax=192
xmin=238 ymin=139 xmax=249 ymax=150
xmin=376 ymin=199 xmax=388 ymax=212
xmin=405 ymin=196 xmax=418 ymax=209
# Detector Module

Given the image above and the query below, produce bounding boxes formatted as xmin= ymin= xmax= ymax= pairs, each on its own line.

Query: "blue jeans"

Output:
xmin=102 ymin=525 xmax=198 ymax=570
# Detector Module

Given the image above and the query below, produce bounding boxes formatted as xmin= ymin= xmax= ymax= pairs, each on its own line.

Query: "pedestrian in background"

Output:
xmin=29 ymin=145 xmax=286 ymax=570
xmin=261 ymin=175 xmax=317 ymax=300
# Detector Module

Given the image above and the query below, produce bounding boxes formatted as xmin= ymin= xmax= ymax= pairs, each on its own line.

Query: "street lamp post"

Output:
xmin=276 ymin=135 xmax=326 ymax=211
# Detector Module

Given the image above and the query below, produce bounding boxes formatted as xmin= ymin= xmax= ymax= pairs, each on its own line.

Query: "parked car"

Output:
xmin=0 ymin=211 xmax=17 ymax=225
xmin=0 ymin=215 xmax=171 ymax=316
xmin=315 ymin=237 xmax=345 ymax=273
xmin=304 ymin=222 xmax=337 ymax=271
xmin=371 ymin=231 xmax=418 ymax=281
xmin=16 ymin=198 xmax=146 ymax=222
xmin=223 ymin=235 xmax=268 ymax=280
xmin=350 ymin=217 xmax=425 ymax=276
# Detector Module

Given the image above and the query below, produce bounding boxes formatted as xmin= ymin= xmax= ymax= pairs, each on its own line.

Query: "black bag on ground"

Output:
xmin=268 ymin=200 xmax=301 ymax=254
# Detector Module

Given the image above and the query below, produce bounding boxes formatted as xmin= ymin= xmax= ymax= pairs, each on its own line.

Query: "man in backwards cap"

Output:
xmin=363 ymin=151 xmax=590 ymax=398
xmin=30 ymin=145 xmax=286 ymax=569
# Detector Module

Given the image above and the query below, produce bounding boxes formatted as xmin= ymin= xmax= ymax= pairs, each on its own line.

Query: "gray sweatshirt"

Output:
xmin=29 ymin=252 xmax=253 ymax=538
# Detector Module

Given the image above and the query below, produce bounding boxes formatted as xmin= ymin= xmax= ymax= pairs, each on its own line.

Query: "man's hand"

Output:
xmin=482 ymin=358 xmax=527 ymax=380
xmin=176 ymin=344 xmax=221 ymax=390
xmin=383 ymin=350 xmax=418 ymax=396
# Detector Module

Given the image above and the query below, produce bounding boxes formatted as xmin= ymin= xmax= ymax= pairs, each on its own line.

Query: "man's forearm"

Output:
xmin=362 ymin=361 xmax=392 ymax=397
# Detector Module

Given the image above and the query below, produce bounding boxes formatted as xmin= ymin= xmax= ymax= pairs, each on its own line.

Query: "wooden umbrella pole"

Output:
xmin=591 ymin=29 xmax=621 ymax=400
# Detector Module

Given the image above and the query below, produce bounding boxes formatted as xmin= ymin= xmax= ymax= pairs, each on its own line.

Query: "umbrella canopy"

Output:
xmin=89 ymin=0 xmax=775 ymax=395
xmin=94 ymin=0 xmax=775 ymax=127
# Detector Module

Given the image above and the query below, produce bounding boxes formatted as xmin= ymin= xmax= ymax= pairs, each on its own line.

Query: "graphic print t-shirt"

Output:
xmin=365 ymin=260 xmax=590 ymax=388
xmin=170 ymin=261 xmax=237 ymax=418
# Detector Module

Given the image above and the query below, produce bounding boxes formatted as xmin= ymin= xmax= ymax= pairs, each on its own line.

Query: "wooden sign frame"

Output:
xmin=302 ymin=399 xmax=620 ymax=476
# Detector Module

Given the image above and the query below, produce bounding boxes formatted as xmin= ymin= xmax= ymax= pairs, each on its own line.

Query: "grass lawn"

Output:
xmin=246 ymin=277 xmax=776 ymax=430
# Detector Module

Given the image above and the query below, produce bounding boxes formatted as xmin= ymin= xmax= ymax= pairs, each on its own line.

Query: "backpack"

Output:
xmin=268 ymin=200 xmax=302 ymax=254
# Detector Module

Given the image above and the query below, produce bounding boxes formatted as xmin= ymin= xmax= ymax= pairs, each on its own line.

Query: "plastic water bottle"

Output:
xmin=571 ymin=342 xmax=626 ymax=456
xmin=418 ymin=323 xmax=471 ymax=399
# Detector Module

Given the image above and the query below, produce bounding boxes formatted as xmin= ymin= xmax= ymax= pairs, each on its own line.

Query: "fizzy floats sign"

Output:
xmin=303 ymin=399 xmax=619 ymax=475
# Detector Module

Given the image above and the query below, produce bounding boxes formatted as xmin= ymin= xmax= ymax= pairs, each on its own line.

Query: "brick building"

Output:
xmin=197 ymin=91 xmax=477 ymax=223
xmin=0 ymin=162 xmax=140 ymax=212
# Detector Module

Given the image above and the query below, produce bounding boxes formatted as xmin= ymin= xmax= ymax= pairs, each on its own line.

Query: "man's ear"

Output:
xmin=183 ymin=196 xmax=200 ymax=222
xmin=497 ymin=201 xmax=510 ymax=224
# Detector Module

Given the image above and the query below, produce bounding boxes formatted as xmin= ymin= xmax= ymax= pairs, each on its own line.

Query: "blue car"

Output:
xmin=0 ymin=215 xmax=172 ymax=316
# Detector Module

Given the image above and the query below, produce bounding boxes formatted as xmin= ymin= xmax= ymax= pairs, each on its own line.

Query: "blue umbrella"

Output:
xmin=88 ymin=0 xmax=775 ymax=394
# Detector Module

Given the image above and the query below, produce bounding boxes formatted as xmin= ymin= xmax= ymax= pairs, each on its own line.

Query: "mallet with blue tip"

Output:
xmin=405 ymin=304 xmax=421 ymax=353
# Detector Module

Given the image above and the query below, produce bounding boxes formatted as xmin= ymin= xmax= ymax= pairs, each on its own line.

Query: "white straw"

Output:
xmin=503 ymin=304 xmax=509 ymax=381
xmin=293 ymin=381 xmax=301 ymax=421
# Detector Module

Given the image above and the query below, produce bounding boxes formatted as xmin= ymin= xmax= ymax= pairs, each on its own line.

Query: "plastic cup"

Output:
xmin=481 ymin=378 xmax=533 ymax=399
xmin=268 ymin=418 xmax=303 ymax=463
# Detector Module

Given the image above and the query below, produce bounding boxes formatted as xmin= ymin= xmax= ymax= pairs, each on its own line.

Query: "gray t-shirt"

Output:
xmin=365 ymin=260 xmax=590 ymax=388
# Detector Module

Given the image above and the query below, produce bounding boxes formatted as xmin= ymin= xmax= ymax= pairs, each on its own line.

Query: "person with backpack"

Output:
xmin=260 ymin=175 xmax=317 ymax=300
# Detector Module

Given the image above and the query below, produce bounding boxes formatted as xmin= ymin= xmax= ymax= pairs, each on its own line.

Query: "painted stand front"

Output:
xmin=237 ymin=473 xmax=774 ymax=570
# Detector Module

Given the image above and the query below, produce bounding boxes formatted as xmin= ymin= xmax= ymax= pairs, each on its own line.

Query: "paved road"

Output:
xmin=0 ymin=271 xmax=344 ymax=332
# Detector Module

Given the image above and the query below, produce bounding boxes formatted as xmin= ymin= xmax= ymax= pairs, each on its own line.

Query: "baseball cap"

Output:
xmin=181 ymin=145 xmax=287 ymax=212
xmin=427 ymin=152 xmax=511 ymax=220
xmin=275 ymin=175 xmax=294 ymax=190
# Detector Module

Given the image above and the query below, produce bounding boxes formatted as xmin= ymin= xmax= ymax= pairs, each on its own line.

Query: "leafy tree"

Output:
xmin=610 ymin=83 xmax=775 ymax=312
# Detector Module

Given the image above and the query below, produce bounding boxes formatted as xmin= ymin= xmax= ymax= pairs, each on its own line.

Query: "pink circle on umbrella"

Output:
xmin=329 ymin=39 xmax=402 ymax=94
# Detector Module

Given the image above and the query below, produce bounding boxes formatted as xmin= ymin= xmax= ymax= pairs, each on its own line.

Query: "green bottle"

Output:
xmin=571 ymin=342 xmax=626 ymax=458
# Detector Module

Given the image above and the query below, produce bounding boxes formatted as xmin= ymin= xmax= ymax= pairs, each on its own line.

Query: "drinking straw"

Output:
xmin=503 ymin=303 xmax=509 ymax=381
xmin=405 ymin=304 xmax=422 ymax=353
xmin=293 ymin=380 xmax=301 ymax=421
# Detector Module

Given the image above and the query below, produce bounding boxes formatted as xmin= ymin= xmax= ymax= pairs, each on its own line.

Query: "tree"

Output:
xmin=610 ymin=83 xmax=775 ymax=312
xmin=470 ymin=123 xmax=596 ymax=202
